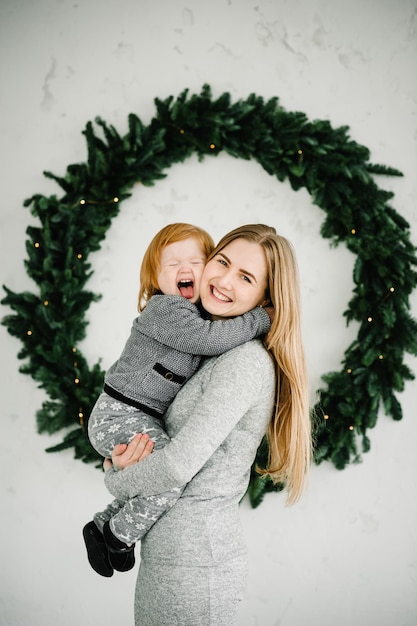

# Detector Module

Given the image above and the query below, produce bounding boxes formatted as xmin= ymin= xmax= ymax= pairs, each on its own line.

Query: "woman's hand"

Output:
xmin=103 ymin=433 xmax=154 ymax=472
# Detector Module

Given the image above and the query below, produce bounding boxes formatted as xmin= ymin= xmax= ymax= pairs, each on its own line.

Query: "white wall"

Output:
xmin=1 ymin=1 xmax=416 ymax=624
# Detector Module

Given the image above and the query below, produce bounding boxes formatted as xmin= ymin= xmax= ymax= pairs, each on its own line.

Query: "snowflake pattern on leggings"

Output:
xmin=88 ymin=392 xmax=184 ymax=544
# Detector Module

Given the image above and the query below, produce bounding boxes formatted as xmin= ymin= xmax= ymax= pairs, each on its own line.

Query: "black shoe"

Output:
xmin=103 ymin=521 xmax=135 ymax=572
xmin=82 ymin=521 xmax=114 ymax=578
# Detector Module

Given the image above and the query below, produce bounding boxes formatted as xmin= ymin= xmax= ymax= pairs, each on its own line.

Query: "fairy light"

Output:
xmin=74 ymin=378 xmax=80 ymax=384
xmin=34 ymin=242 xmax=40 ymax=248
xmin=324 ymin=414 xmax=329 ymax=420
xmin=351 ymin=228 xmax=356 ymax=235
xmin=349 ymin=425 xmax=354 ymax=431
xmin=78 ymin=197 xmax=118 ymax=207
xmin=77 ymin=253 xmax=83 ymax=260
xmin=209 ymin=143 xmax=216 ymax=150
xmin=27 ymin=330 xmax=33 ymax=336
xmin=367 ymin=316 xmax=373 ymax=323
xmin=43 ymin=300 xmax=49 ymax=306
xmin=179 ymin=129 xmax=185 ymax=134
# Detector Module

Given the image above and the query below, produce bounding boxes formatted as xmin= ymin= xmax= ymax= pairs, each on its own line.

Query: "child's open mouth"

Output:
xmin=178 ymin=280 xmax=194 ymax=299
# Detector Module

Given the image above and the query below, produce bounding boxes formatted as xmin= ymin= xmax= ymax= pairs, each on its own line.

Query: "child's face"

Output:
xmin=157 ymin=237 xmax=206 ymax=304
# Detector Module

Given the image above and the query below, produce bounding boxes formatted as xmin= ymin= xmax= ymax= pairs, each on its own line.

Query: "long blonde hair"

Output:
xmin=209 ymin=224 xmax=311 ymax=504
xmin=138 ymin=223 xmax=215 ymax=311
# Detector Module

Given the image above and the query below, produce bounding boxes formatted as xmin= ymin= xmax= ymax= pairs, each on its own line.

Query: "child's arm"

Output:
xmin=139 ymin=295 xmax=271 ymax=356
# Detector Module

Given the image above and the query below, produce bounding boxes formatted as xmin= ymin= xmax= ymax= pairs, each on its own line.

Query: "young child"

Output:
xmin=83 ymin=223 xmax=271 ymax=578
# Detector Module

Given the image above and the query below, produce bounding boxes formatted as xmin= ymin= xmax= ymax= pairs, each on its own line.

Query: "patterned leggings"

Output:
xmin=88 ymin=392 xmax=184 ymax=544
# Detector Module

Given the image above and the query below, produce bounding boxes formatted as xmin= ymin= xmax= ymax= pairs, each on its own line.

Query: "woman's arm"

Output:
xmin=104 ymin=343 xmax=273 ymax=499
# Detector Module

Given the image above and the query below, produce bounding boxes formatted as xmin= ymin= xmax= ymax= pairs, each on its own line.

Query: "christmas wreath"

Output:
xmin=2 ymin=85 xmax=417 ymax=507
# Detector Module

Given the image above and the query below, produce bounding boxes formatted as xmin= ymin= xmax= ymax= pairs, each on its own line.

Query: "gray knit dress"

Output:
xmin=105 ymin=339 xmax=276 ymax=625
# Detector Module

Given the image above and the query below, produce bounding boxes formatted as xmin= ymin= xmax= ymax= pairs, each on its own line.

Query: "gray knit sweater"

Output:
xmin=104 ymin=294 xmax=270 ymax=417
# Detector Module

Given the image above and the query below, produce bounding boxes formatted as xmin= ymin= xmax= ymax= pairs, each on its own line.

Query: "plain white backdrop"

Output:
xmin=1 ymin=1 xmax=416 ymax=625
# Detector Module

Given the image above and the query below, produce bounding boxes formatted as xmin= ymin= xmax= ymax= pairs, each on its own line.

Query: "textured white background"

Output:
xmin=1 ymin=1 xmax=416 ymax=625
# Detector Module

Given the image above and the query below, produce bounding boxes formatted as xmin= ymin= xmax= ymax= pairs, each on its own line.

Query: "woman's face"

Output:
xmin=199 ymin=238 xmax=269 ymax=318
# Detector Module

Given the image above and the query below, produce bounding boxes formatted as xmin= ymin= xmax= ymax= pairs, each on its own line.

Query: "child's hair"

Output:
xmin=208 ymin=224 xmax=311 ymax=504
xmin=138 ymin=223 xmax=215 ymax=311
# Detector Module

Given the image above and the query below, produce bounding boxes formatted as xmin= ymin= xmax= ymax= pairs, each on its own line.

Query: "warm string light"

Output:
xmin=381 ymin=286 xmax=395 ymax=304
xmin=82 ymin=196 xmax=119 ymax=205
xmin=323 ymin=411 xmax=355 ymax=433
xmin=328 ymin=285 xmax=396 ymax=428
xmin=76 ymin=196 xmax=119 ymax=208
xmin=177 ymin=127 xmax=216 ymax=150
xmin=33 ymin=241 xmax=84 ymax=275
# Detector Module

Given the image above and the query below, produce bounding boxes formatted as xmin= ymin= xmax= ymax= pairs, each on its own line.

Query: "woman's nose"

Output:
xmin=217 ymin=270 xmax=232 ymax=289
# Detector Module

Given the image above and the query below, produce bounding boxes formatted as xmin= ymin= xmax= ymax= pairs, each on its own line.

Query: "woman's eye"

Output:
xmin=217 ymin=258 xmax=227 ymax=267
xmin=242 ymin=275 xmax=251 ymax=283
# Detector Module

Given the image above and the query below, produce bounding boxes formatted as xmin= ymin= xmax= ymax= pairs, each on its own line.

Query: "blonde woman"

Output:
xmin=105 ymin=224 xmax=311 ymax=626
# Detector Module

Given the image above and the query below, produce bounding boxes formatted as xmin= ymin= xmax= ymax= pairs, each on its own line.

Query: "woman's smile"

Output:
xmin=210 ymin=285 xmax=233 ymax=303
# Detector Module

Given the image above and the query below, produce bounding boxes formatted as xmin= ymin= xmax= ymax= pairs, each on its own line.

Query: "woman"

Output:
xmin=104 ymin=224 xmax=311 ymax=625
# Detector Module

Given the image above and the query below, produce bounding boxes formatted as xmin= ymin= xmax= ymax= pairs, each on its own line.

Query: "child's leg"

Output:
xmin=93 ymin=498 xmax=124 ymax=532
xmin=106 ymin=430 xmax=184 ymax=545
xmin=88 ymin=393 xmax=173 ymax=533
xmin=84 ymin=394 xmax=172 ymax=575
xmin=88 ymin=391 xmax=169 ymax=458
xmin=109 ymin=483 xmax=185 ymax=544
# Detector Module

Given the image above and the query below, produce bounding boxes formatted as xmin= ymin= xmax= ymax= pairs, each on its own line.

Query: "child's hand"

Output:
xmin=111 ymin=433 xmax=154 ymax=470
